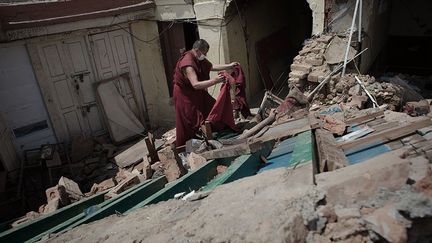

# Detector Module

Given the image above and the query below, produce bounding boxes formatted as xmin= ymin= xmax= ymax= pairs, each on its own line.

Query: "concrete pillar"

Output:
xmin=306 ymin=0 xmax=325 ymax=35
xmin=130 ymin=20 xmax=175 ymax=128
xmin=194 ymin=0 xmax=231 ymax=98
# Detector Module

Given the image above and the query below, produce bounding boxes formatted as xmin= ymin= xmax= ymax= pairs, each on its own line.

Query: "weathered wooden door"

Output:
xmin=89 ymin=29 xmax=145 ymax=122
xmin=62 ymin=38 xmax=105 ymax=136
xmin=29 ymin=37 xmax=105 ymax=143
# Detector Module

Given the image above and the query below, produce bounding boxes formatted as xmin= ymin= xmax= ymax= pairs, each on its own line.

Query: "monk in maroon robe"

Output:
xmin=173 ymin=39 xmax=239 ymax=146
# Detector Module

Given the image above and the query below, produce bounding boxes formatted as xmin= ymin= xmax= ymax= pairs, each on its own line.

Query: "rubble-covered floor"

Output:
xmin=46 ymin=145 xmax=432 ymax=242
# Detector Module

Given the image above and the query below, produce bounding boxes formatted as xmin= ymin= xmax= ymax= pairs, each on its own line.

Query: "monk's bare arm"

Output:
xmin=184 ymin=67 xmax=224 ymax=90
xmin=211 ymin=62 xmax=240 ymax=71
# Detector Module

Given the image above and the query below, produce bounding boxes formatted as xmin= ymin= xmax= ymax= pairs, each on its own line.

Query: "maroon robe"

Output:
xmin=173 ymin=50 xmax=215 ymax=146
xmin=220 ymin=65 xmax=252 ymax=118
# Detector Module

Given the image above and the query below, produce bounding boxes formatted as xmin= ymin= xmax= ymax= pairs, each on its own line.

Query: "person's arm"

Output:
xmin=184 ymin=66 xmax=225 ymax=90
xmin=211 ymin=62 xmax=240 ymax=71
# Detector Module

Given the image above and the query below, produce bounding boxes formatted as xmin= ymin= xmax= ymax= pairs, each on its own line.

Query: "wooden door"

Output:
xmin=89 ymin=28 xmax=145 ymax=122
xmin=30 ymin=37 xmax=105 ymax=143
xmin=62 ymin=38 xmax=105 ymax=136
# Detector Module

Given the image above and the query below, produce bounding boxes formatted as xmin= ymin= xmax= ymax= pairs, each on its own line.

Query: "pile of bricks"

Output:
xmin=288 ymin=34 xmax=405 ymax=111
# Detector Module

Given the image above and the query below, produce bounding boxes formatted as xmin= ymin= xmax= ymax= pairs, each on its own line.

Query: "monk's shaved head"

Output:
xmin=192 ymin=39 xmax=209 ymax=52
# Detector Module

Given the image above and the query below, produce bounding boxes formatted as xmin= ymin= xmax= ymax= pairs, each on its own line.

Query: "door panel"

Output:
xmin=63 ymin=38 xmax=105 ymax=136
xmin=35 ymin=37 xmax=106 ymax=142
xmin=54 ymin=79 xmax=75 ymax=109
xmin=38 ymin=42 xmax=88 ymax=139
xmin=90 ymin=29 xmax=145 ymax=122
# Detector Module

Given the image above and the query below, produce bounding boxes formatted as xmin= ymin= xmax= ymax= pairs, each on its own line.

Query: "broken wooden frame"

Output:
xmin=94 ymin=73 xmax=146 ymax=144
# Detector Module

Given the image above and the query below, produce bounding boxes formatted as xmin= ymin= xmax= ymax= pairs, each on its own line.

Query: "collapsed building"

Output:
xmin=0 ymin=0 xmax=432 ymax=242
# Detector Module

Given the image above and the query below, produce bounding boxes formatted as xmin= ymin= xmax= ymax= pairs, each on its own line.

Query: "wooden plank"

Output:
xmin=0 ymin=192 xmax=106 ymax=243
xmin=144 ymin=134 xmax=159 ymax=163
xmin=200 ymin=118 xmax=310 ymax=160
xmin=202 ymin=141 xmax=274 ymax=191
xmin=61 ymin=177 xmax=167 ymax=231
xmin=344 ymin=109 xmax=384 ymax=125
xmin=114 ymin=138 xmax=148 ymax=168
xmin=256 ymin=123 xmax=311 ymax=144
xmin=339 ymin=117 xmax=432 ymax=151
xmin=315 ymin=129 xmax=349 ymax=172
xmin=368 ymin=121 xmax=398 ymax=133
xmin=199 ymin=140 xmax=263 ymax=160
xmin=201 ymin=121 xmax=213 ymax=140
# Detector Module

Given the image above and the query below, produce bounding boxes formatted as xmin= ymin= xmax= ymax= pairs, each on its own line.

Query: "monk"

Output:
xmin=173 ymin=39 xmax=239 ymax=146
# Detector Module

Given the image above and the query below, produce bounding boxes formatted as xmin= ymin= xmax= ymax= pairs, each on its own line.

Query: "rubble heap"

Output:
xmin=288 ymin=34 xmax=406 ymax=111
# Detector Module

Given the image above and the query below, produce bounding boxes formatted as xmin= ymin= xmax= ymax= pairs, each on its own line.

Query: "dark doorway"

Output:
xmin=158 ymin=22 xmax=199 ymax=97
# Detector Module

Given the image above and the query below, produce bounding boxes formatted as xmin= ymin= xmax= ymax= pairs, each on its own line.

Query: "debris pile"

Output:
xmin=289 ymin=34 xmax=409 ymax=111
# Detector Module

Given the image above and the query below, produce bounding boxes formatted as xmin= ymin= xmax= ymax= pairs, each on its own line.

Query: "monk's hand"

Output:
xmin=215 ymin=74 xmax=226 ymax=84
xmin=229 ymin=62 xmax=240 ymax=68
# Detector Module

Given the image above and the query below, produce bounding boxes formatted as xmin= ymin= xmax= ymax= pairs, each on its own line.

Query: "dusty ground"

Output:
xmin=47 ymin=163 xmax=318 ymax=243
xmin=46 ymin=152 xmax=432 ymax=243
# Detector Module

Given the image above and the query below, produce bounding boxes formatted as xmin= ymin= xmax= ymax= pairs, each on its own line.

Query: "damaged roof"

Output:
xmin=0 ymin=0 xmax=155 ymax=30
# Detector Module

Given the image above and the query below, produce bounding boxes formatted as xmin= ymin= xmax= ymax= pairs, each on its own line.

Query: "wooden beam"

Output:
xmin=144 ymin=134 xmax=159 ymax=164
xmin=199 ymin=140 xmax=265 ymax=160
xmin=199 ymin=118 xmax=310 ymax=160
xmin=201 ymin=121 xmax=213 ymax=140
xmin=344 ymin=109 xmax=384 ymax=125
xmin=339 ymin=117 xmax=432 ymax=151
xmin=315 ymin=129 xmax=349 ymax=172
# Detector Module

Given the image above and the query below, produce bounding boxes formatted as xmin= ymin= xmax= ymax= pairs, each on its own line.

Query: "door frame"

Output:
xmin=27 ymin=23 xmax=149 ymax=143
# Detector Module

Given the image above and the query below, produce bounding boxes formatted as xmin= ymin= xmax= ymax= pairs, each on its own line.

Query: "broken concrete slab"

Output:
xmin=42 ymin=198 xmax=60 ymax=214
xmin=114 ymin=138 xmax=149 ymax=168
xmin=324 ymin=36 xmax=357 ymax=65
xmin=90 ymin=178 xmax=117 ymax=194
xmin=316 ymin=148 xmax=411 ymax=206
xmin=58 ymin=176 xmax=83 ymax=201
xmin=364 ymin=204 xmax=411 ymax=243
xmin=45 ymin=185 xmax=70 ymax=206
xmin=106 ymin=175 xmax=140 ymax=198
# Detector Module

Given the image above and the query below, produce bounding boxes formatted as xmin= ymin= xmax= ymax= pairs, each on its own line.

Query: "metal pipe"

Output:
xmin=342 ymin=0 xmax=360 ymax=76
xmin=355 ymin=76 xmax=379 ymax=108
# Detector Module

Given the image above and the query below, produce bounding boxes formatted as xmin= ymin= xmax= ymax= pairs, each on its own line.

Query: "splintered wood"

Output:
xmin=315 ymin=129 xmax=349 ymax=172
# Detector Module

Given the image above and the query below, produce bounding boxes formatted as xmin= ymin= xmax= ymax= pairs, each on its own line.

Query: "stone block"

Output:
xmin=45 ymin=185 xmax=70 ymax=206
xmin=305 ymin=57 xmax=324 ymax=66
xmin=364 ymin=204 xmax=410 ymax=243
xmin=289 ymin=71 xmax=307 ymax=79
xmin=187 ymin=152 xmax=207 ymax=171
xmin=307 ymin=71 xmax=326 ymax=82
xmin=290 ymin=63 xmax=312 ymax=73
xmin=106 ymin=175 xmax=140 ymax=198
xmin=43 ymin=198 xmax=60 ymax=214
xmin=158 ymin=146 xmax=187 ymax=182
xmin=58 ymin=176 xmax=83 ymax=201
xmin=91 ymin=178 xmax=117 ymax=194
